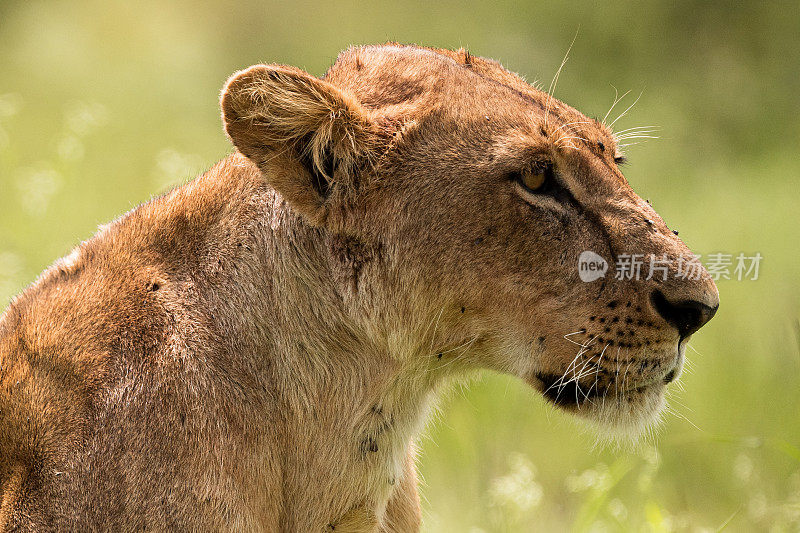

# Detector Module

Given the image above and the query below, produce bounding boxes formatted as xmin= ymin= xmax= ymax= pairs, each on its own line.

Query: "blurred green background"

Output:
xmin=1 ymin=1 xmax=798 ymax=531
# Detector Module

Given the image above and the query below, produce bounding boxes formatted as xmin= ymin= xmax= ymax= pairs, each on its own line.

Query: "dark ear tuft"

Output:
xmin=297 ymin=132 xmax=334 ymax=198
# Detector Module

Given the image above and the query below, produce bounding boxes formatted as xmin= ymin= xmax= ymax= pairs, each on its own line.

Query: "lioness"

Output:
xmin=0 ymin=44 xmax=718 ymax=531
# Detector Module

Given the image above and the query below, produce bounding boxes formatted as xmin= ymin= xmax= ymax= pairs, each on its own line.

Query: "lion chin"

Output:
xmin=584 ymin=386 xmax=667 ymax=448
xmin=529 ymin=372 xmax=668 ymax=448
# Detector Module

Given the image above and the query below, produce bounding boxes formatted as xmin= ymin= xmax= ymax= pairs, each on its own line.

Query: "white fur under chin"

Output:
xmin=581 ymin=388 xmax=667 ymax=451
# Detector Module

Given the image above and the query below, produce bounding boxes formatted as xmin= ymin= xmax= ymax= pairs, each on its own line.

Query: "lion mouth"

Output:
xmin=533 ymin=371 xmax=663 ymax=409
xmin=535 ymin=372 xmax=603 ymax=407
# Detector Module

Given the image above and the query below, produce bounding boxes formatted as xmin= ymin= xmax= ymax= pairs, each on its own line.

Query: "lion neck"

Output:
xmin=247 ymin=185 xmax=439 ymax=508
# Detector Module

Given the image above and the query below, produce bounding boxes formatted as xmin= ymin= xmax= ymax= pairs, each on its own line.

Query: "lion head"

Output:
xmin=222 ymin=44 xmax=719 ymax=438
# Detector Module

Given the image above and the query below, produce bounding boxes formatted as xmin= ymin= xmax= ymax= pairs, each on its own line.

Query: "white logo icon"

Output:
xmin=578 ymin=251 xmax=608 ymax=282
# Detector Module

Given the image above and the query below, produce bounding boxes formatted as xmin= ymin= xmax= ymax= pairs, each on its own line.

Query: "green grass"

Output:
xmin=1 ymin=1 xmax=798 ymax=531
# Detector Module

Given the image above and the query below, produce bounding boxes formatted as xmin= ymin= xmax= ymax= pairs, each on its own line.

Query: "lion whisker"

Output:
xmin=686 ymin=343 xmax=703 ymax=356
xmin=425 ymin=306 xmax=446 ymax=355
xmin=550 ymin=334 xmax=599 ymax=403
xmin=608 ymin=91 xmax=643 ymax=129
xmin=585 ymin=343 xmax=609 ymax=400
xmin=555 ymin=135 xmax=588 ymax=145
xmin=664 ymin=403 xmax=704 ymax=433
xmin=615 ymin=130 xmax=659 ymax=138
xmin=602 ymin=86 xmax=631 ymax=125
xmin=552 ymin=120 xmax=592 ymax=135
xmin=614 ymin=125 xmax=660 ymax=135
xmin=547 ymin=348 xmax=587 ymax=396
xmin=544 ymin=30 xmax=578 ymax=130
xmin=616 ymin=134 xmax=659 ymax=141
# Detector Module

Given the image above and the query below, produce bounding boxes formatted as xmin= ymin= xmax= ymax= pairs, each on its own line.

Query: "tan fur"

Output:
xmin=0 ymin=44 xmax=717 ymax=531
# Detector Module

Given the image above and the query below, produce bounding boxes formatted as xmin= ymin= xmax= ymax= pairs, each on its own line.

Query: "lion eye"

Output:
xmin=520 ymin=170 xmax=546 ymax=191
xmin=516 ymin=167 xmax=549 ymax=193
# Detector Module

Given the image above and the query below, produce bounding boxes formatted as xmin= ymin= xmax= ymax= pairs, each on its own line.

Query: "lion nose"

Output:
xmin=650 ymin=289 xmax=718 ymax=339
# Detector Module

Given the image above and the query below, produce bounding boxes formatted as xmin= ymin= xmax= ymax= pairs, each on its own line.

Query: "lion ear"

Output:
xmin=221 ymin=64 xmax=382 ymax=225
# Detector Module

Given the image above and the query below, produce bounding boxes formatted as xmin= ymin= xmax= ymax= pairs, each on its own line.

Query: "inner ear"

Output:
xmin=298 ymin=133 xmax=334 ymax=198
xmin=220 ymin=64 xmax=386 ymax=224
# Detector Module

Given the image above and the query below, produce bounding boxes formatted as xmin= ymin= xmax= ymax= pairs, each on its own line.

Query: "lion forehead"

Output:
xmin=322 ymin=44 xmax=611 ymax=145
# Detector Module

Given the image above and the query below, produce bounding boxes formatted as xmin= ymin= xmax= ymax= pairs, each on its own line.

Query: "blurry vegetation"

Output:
xmin=1 ymin=1 xmax=798 ymax=531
